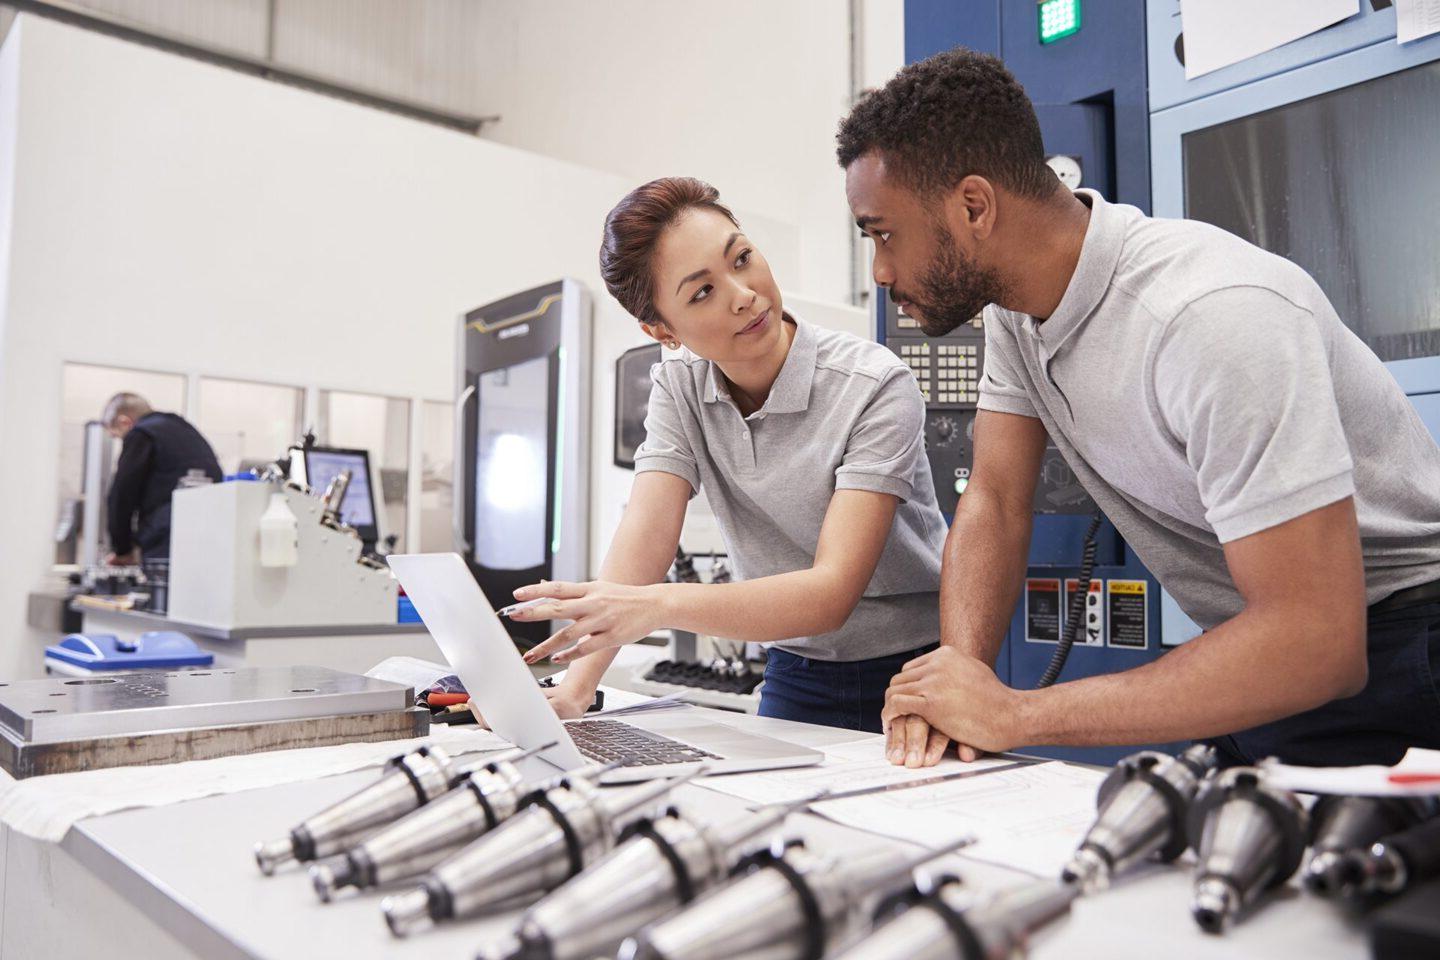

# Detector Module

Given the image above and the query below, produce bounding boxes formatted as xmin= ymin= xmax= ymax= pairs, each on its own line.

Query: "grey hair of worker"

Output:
xmin=101 ymin=392 xmax=152 ymax=426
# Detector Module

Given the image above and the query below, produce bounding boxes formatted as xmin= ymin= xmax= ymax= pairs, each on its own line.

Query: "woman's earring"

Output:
xmin=665 ymin=339 xmax=680 ymax=350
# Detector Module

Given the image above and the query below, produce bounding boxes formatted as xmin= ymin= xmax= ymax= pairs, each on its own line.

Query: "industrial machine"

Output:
xmin=166 ymin=478 xmax=397 ymax=629
xmin=1146 ymin=0 xmax=1440 ymax=431
xmin=77 ymin=419 xmax=114 ymax=572
xmin=896 ymin=1 xmax=1440 ymax=765
xmin=289 ymin=443 xmax=384 ymax=555
xmin=614 ymin=342 xmax=662 ymax=469
xmin=888 ymin=1 xmax=1177 ymax=766
xmin=457 ymin=279 xmax=592 ymax=647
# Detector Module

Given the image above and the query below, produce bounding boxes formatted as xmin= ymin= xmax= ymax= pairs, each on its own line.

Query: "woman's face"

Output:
xmin=646 ymin=207 xmax=785 ymax=363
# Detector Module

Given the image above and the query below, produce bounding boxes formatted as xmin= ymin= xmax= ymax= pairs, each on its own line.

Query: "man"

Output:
xmin=102 ymin=393 xmax=223 ymax=563
xmin=837 ymin=49 xmax=1440 ymax=769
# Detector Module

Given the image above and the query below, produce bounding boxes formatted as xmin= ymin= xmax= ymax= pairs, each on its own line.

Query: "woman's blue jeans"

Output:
xmin=757 ymin=643 xmax=938 ymax=733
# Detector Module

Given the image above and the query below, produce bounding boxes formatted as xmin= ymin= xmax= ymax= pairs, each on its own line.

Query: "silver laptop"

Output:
xmin=388 ymin=553 xmax=822 ymax=783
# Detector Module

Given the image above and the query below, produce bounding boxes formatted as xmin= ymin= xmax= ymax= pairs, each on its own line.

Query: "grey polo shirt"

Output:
xmin=633 ymin=316 xmax=947 ymax=661
xmin=979 ymin=190 xmax=1440 ymax=631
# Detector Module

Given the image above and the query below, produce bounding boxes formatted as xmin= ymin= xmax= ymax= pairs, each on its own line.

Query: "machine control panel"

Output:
xmin=886 ymin=300 xmax=986 ymax=408
xmin=879 ymin=292 xmax=986 ymax=514
xmin=879 ymin=290 xmax=1098 ymax=517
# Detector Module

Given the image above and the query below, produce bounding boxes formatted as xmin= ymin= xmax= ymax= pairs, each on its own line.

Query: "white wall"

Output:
xmin=0 ymin=12 xmax=18 ymax=412
xmin=470 ymin=0 xmax=862 ymax=306
xmin=0 ymin=15 xmax=803 ymax=680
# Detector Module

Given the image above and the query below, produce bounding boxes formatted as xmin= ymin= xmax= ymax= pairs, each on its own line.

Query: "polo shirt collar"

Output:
xmin=1029 ymin=189 xmax=1124 ymax=351
xmin=703 ymin=314 xmax=815 ymax=414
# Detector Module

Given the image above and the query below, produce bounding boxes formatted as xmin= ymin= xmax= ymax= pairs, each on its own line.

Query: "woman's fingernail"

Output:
xmin=887 ymin=748 xmax=902 ymax=763
xmin=907 ymin=751 xmax=919 ymax=766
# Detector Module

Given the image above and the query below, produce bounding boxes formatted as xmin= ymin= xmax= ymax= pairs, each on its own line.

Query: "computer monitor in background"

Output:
xmin=303 ymin=445 xmax=379 ymax=550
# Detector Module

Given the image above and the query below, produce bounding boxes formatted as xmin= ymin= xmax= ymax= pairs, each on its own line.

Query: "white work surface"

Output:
xmin=0 ymin=706 xmax=1367 ymax=960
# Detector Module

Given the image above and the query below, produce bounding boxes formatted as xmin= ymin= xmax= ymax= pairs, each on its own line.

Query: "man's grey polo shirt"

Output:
xmin=978 ymin=190 xmax=1440 ymax=631
xmin=634 ymin=316 xmax=947 ymax=661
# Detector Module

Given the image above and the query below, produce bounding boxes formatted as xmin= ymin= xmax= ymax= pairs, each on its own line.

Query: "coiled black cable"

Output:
xmin=1037 ymin=512 xmax=1104 ymax=688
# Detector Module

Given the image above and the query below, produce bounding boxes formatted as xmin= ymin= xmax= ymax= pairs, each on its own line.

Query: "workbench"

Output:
xmin=0 ymin=702 xmax=1369 ymax=960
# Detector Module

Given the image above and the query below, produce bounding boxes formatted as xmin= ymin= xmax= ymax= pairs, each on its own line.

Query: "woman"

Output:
xmin=509 ymin=176 xmax=948 ymax=744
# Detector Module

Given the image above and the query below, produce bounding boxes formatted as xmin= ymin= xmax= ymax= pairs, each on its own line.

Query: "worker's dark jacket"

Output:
xmin=107 ymin=412 xmax=223 ymax=558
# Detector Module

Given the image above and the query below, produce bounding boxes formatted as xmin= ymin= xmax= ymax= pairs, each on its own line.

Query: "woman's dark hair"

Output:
xmin=836 ymin=48 xmax=1056 ymax=200
xmin=600 ymin=177 xmax=739 ymax=327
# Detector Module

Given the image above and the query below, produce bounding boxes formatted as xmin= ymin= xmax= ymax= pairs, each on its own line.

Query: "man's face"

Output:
xmin=845 ymin=152 xmax=1005 ymax=336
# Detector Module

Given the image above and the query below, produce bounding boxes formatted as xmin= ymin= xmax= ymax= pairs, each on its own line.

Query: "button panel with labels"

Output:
xmin=879 ymin=291 xmax=1098 ymax=517
xmin=880 ymin=294 xmax=987 ymax=514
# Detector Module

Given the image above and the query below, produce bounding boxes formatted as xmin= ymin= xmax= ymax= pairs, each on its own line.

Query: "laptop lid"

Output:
xmin=386 ymin=553 xmax=586 ymax=772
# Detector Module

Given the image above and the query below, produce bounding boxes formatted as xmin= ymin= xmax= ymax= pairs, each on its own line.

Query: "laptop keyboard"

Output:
xmin=566 ymin=718 xmax=722 ymax=766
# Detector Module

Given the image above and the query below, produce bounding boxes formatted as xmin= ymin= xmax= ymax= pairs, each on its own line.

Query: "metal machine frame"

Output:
xmin=454 ymin=279 xmax=591 ymax=645
xmin=897 ymin=0 xmax=1178 ymax=764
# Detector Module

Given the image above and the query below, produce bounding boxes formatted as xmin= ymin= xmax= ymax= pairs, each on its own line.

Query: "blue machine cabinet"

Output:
xmin=895 ymin=1 xmax=1178 ymax=765
xmin=1146 ymin=7 xmax=1440 ymax=626
xmin=1148 ymin=6 xmax=1440 ymax=410
xmin=893 ymin=1 xmax=1440 ymax=765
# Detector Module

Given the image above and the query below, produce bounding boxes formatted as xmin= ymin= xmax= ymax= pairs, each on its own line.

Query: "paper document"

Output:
xmin=697 ymin=736 xmax=1021 ymax=806
xmin=1397 ymin=0 xmax=1440 ymax=43
xmin=1180 ymin=0 xmax=1359 ymax=79
xmin=700 ymin=738 xmax=1104 ymax=876
xmin=1260 ymin=746 xmax=1440 ymax=796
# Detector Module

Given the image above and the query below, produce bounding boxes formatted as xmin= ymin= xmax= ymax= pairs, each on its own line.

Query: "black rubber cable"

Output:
xmin=1037 ymin=512 xmax=1103 ymax=688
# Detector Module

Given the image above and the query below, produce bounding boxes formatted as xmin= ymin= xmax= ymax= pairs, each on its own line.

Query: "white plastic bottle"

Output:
xmin=258 ymin=491 xmax=299 ymax=567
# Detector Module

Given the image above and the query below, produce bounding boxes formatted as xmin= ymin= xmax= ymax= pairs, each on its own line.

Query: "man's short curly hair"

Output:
xmin=837 ymin=48 xmax=1056 ymax=200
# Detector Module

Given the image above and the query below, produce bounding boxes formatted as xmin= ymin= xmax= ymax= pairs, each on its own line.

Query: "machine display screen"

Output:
xmin=1183 ymin=59 xmax=1440 ymax=362
xmin=305 ymin=448 xmax=376 ymax=529
xmin=474 ymin=353 xmax=552 ymax=571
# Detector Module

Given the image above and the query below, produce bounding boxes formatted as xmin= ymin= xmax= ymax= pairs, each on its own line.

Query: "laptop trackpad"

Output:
xmin=622 ymin=712 xmax=799 ymax=760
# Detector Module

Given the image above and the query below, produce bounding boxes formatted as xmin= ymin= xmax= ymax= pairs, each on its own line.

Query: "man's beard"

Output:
xmin=894 ymin=220 xmax=1006 ymax=337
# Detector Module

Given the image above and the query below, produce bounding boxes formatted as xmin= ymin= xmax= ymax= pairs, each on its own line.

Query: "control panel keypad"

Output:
xmin=935 ymin=344 xmax=981 ymax=404
xmin=898 ymin=342 xmax=981 ymax=406
xmin=899 ymin=342 xmax=932 ymax=402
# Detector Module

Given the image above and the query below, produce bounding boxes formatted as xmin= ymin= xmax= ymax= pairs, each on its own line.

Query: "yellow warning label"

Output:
xmin=1108 ymin=580 xmax=1146 ymax=595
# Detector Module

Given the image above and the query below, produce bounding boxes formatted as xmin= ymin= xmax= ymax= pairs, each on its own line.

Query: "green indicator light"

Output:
xmin=1038 ymin=0 xmax=1081 ymax=45
xmin=954 ymin=477 xmax=969 ymax=495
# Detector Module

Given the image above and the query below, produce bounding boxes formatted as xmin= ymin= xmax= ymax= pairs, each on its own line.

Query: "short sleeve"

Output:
xmin=976 ymin=311 xmax=1040 ymax=419
xmin=632 ymin=365 xmax=701 ymax=497
xmin=1154 ymin=287 xmax=1355 ymax=543
xmin=834 ymin=367 xmax=927 ymax=502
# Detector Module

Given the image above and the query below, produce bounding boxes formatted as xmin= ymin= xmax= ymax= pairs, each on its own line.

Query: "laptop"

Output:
xmin=388 ymin=553 xmax=823 ymax=783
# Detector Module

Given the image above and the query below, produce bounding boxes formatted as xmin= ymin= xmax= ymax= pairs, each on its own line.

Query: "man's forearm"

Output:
xmin=940 ymin=485 xmax=1032 ymax=666
xmin=1012 ymin=604 xmax=1361 ymax=746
